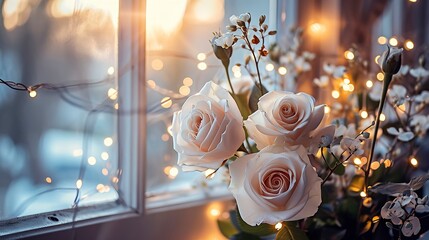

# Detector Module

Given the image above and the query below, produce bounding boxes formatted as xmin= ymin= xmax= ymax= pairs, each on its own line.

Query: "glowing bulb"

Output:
xmin=179 ymin=86 xmax=190 ymax=96
xmin=370 ymin=161 xmax=380 ymax=170
xmin=372 ymin=216 xmax=380 ymax=223
xmin=72 ymin=149 xmax=83 ymax=157
xmin=151 ymin=59 xmax=164 ymax=70
xmin=45 ymin=177 xmax=52 ymax=184
xmin=107 ymin=66 xmax=115 ymax=75
xmin=107 ymin=88 xmax=118 ymax=100
xmin=389 ymin=37 xmax=398 ymax=47
xmin=360 ymin=191 xmax=367 ymax=198
xmin=380 ymin=113 xmax=386 ymax=121
xmin=112 ymin=177 xmax=119 ymax=183
xmin=210 ymin=208 xmax=221 ymax=217
xmin=360 ymin=110 xmax=368 ymax=119
xmin=409 ymin=0 xmax=417 ymax=2
xmin=161 ymin=97 xmax=172 ymax=108
xmin=183 ymin=77 xmax=193 ymax=86
xmin=354 ymin=158 xmax=362 ymax=166
xmin=147 ymin=80 xmax=156 ymax=89
xmin=405 ymin=40 xmax=414 ymax=50
xmin=310 ymin=23 xmax=323 ymax=33
xmin=348 ymin=84 xmax=355 ymax=92
xmin=102 ymin=168 xmax=109 ymax=176
xmin=161 ymin=133 xmax=170 ymax=142
xmin=76 ymin=179 xmax=83 ymax=189
xmin=164 ymin=166 xmax=179 ymax=179
xmin=104 ymin=137 xmax=113 ymax=147
xmin=278 ymin=66 xmax=287 ymax=75
xmin=265 ymin=63 xmax=274 ymax=72
xmin=29 ymin=90 xmax=37 ymax=98
xmin=384 ymin=159 xmax=392 ymax=168
xmin=377 ymin=36 xmax=387 ymax=45
xmin=101 ymin=152 xmax=109 ymax=161
xmin=410 ymin=157 xmax=418 ymax=167
xmin=331 ymin=90 xmax=340 ymax=99
xmin=398 ymin=104 xmax=406 ymax=112
xmin=366 ymin=80 xmax=373 ymax=88
xmin=324 ymin=106 xmax=331 ymax=114
xmin=344 ymin=50 xmax=355 ymax=60
xmin=275 ymin=222 xmax=283 ymax=230
xmin=377 ymin=72 xmax=384 ymax=81
xmin=114 ymin=103 xmax=119 ymax=110
xmin=197 ymin=52 xmax=206 ymax=61
xmin=374 ymin=55 xmax=380 ymax=64
xmin=197 ymin=62 xmax=207 ymax=70
xmin=88 ymin=156 xmax=97 ymax=165
xmin=343 ymin=78 xmax=350 ymax=84
xmin=97 ymin=184 xmax=105 ymax=192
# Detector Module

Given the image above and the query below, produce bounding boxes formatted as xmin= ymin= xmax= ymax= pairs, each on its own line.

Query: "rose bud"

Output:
xmin=211 ymin=32 xmax=234 ymax=64
xmin=379 ymin=46 xmax=403 ymax=75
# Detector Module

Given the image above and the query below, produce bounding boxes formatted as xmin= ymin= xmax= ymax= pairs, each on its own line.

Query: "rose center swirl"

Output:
xmin=261 ymin=169 xmax=290 ymax=195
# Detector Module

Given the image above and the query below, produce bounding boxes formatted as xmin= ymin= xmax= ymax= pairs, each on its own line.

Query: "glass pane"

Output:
xmin=0 ymin=0 xmax=119 ymax=221
xmin=145 ymin=0 xmax=273 ymax=208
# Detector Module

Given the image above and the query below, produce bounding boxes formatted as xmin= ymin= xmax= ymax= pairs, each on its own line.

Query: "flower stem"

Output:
xmin=364 ymin=73 xmax=392 ymax=190
xmin=223 ymin=61 xmax=236 ymax=96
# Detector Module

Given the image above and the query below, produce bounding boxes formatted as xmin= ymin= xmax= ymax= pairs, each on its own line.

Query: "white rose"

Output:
xmin=244 ymin=91 xmax=324 ymax=149
xmin=229 ymin=145 xmax=322 ymax=225
xmin=171 ymin=81 xmax=245 ymax=171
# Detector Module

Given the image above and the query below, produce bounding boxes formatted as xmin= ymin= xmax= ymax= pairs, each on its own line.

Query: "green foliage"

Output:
xmin=249 ymin=84 xmax=268 ymax=113
xmin=217 ymin=219 xmax=239 ymax=238
xmin=233 ymin=209 xmax=278 ymax=237
xmin=275 ymin=222 xmax=309 ymax=240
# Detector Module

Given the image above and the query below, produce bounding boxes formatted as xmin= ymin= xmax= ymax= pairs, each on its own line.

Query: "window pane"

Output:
xmin=0 ymin=0 xmax=119 ymax=221
xmin=145 ymin=0 xmax=273 ymax=208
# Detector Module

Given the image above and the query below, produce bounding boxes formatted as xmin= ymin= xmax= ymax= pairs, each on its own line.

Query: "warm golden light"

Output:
xmin=96 ymin=184 xmax=105 ymax=193
xmin=331 ymin=90 xmax=340 ymax=99
xmin=45 ymin=177 xmax=52 ymax=184
xmin=275 ymin=222 xmax=283 ymax=230
xmin=379 ymin=113 xmax=386 ymax=121
xmin=210 ymin=208 xmax=221 ymax=217
xmin=88 ymin=156 xmax=97 ymax=165
xmin=101 ymin=152 xmax=109 ymax=161
xmin=112 ymin=177 xmax=119 ymax=183
xmin=405 ymin=40 xmax=414 ymax=50
xmin=310 ymin=22 xmax=324 ymax=33
xmin=179 ymin=86 xmax=190 ymax=96
xmin=183 ymin=77 xmax=193 ymax=86
xmin=114 ymin=103 xmax=119 ymax=110
xmin=161 ymin=97 xmax=173 ymax=108
xmin=398 ymin=104 xmax=406 ymax=112
xmin=102 ymin=168 xmax=109 ymax=176
xmin=360 ymin=191 xmax=367 ymax=198
xmin=344 ymin=50 xmax=355 ymax=60
xmin=366 ymin=80 xmax=373 ymax=88
xmin=278 ymin=67 xmax=287 ymax=75
xmin=360 ymin=110 xmax=368 ymax=119
xmin=409 ymin=0 xmax=417 ymax=2
xmin=29 ymin=90 xmax=37 ymax=98
xmin=3 ymin=0 xmax=31 ymax=31
xmin=107 ymin=88 xmax=118 ymax=100
xmin=370 ymin=161 xmax=380 ymax=170
xmin=389 ymin=37 xmax=398 ymax=46
xmin=197 ymin=62 xmax=208 ymax=71
xmin=377 ymin=36 xmax=387 ymax=45
xmin=410 ymin=157 xmax=418 ymax=167
xmin=151 ymin=59 xmax=164 ymax=70
xmin=161 ymin=133 xmax=170 ymax=142
xmin=376 ymin=72 xmax=384 ymax=81
xmin=384 ymin=159 xmax=392 ymax=168
xmin=104 ymin=137 xmax=113 ymax=147
xmin=374 ymin=55 xmax=380 ymax=64
xmin=197 ymin=53 xmax=206 ymax=61
xmin=76 ymin=179 xmax=83 ymax=189
xmin=354 ymin=158 xmax=362 ymax=165
xmin=265 ymin=63 xmax=274 ymax=72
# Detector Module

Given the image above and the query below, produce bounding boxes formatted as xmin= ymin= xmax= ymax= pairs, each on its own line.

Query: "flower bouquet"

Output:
xmin=171 ymin=13 xmax=429 ymax=240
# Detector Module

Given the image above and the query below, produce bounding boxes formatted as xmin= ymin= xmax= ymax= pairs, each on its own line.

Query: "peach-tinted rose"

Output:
xmin=244 ymin=91 xmax=324 ymax=149
xmin=171 ymin=81 xmax=245 ymax=171
xmin=229 ymin=145 xmax=322 ymax=225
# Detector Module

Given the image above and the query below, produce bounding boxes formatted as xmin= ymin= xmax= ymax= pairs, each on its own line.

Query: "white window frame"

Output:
xmin=0 ymin=0 xmax=146 ymax=238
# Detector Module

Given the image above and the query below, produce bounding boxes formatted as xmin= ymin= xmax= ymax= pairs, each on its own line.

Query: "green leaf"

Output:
xmin=275 ymin=222 xmax=309 ymax=240
xmin=230 ymin=232 xmax=261 ymax=240
xmin=249 ymin=84 xmax=268 ymax=113
xmin=217 ymin=219 xmax=239 ymax=238
xmin=333 ymin=164 xmax=345 ymax=176
xmin=233 ymin=92 xmax=252 ymax=120
xmin=235 ymin=208 xmax=278 ymax=236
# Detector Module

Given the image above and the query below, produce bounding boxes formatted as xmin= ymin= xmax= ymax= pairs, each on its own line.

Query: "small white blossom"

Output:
xmin=381 ymin=200 xmax=404 ymax=225
xmin=314 ymin=75 xmax=329 ymax=87
xmin=388 ymin=85 xmax=407 ymax=106
xmin=410 ymin=115 xmax=429 ymax=135
xmin=323 ymin=63 xmax=346 ymax=78
xmin=402 ymin=216 xmax=421 ymax=237
xmin=410 ymin=66 xmax=429 ymax=79
xmin=229 ymin=13 xmax=250 ymax=25
xmin=340 ymin=137 xmax=364 ymax=156
xmin=214 ymin=32 xmax=234 ymax=49
xmin=414 ymin=91 xmax=429 ymax=103
xmin=386 ymin=127 xmax=414 ymax=142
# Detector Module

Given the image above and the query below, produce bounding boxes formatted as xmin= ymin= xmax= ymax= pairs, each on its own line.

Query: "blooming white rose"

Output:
xmin=230 ymin=13 xmax=251 ymax=25
xmin=229 ymin=145 xmax=322 ymax=225
xmin=244 ymin=91 xmax=324 ymax=149
xmin=171 ymin=81 xmax=245 ymax=171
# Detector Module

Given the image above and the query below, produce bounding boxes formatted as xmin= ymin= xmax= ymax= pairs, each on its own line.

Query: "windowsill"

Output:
xmin=0 ymin=201 xmax=137 ymax=239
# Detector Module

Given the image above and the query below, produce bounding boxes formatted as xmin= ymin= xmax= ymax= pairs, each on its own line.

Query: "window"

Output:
xmin=0 ymin=0 xmax=144 ymax=238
